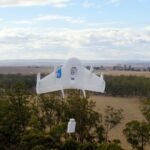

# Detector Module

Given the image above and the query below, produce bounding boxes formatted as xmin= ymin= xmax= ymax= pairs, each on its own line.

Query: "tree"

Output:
xmin=96 ymin=125 xmax=105 ymax=143
xmin=141 ymin=100 xmax=150 ymax=123
xmin=78 ymin=142 xmax=97 ymax=150
xmin=123 ymin=120 xmax=150 ymax=150
xmin=0 ymin=85 xmax=30 ymax=150
xmin=19 ymin=131 xmax=57 ymax=150
xmin=63 ymin=90 xmax=102 ymax=143
xmin=37 ymin=93 xmax=64 ymax=131
xmin=62 ymin=138 xmax=79 ymax=150
xmin=103 ymin=106 xmax=123 ymax=142
xmin=98 ymin=142 xmax=123 ymax=150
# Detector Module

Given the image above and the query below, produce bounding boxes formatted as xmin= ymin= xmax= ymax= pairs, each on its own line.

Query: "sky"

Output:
xmin=0 ymin=0 xmax=150 ymax=60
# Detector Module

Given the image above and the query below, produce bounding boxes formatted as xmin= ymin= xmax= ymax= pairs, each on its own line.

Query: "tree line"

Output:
xmin=0 ymin=74 xmax=150 ymax=98
xmin=105 ymin=75 xmax=150 ymax=98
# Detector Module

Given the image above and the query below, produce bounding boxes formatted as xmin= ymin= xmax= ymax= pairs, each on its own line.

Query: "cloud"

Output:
xmin=106 ymin=0 xmax=121 ymax=5
xmin=85 ymin=21 xmax=123 ymax=27
xmin=0 ymin=14 xmax=85 ymax=27
xmin=0 ymin=0 xmax=71 ymax=7
xmin=83 ymin=0 xmax=122 ymax=10
xmin=14 ymin=20 xmax=33 ymax=25
xmin=99 ymin=0 xmax=121 ymax=7
xmin=35 ymin=14 xmax=85 ymax=24
xmin=0 ymin=27 xmax=150 ymax=60
xmin=145 ymin=26 xmax=150 ymax=31
xmin=82 ymin=0 xmax=94 ymax=8
xmin=31 ymin=14 xmax=123 ymax=26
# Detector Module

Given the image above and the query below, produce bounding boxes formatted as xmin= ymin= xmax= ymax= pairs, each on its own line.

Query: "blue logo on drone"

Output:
xmin=56 ymin=68 xmax=62 ymax=78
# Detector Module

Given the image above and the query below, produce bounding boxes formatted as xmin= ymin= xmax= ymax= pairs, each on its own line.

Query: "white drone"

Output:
xmin=36 ymin=58 xmax=105 ymax=98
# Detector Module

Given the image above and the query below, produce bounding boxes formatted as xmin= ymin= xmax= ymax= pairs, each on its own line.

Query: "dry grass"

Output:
xmin=0 ymin=67 xmax=50 ymax=74
xmin=100 ymin=70 xmax=150 ymax=78
xmin=0 ymin=67 xmax=150 ymax=78
xmin=91 ymin=95 xmax=150 ymax=150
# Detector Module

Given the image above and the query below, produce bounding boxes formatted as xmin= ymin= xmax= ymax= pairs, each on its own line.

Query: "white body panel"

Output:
xmin=36 ymin=58 xmax=105 ymax=97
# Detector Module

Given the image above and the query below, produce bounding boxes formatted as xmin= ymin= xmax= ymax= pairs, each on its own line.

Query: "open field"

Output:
xmin=0 ymin=67 xmax=51 ymax=74
xmin=97 ymin=70 xmax=150 ymax=78
xmin=0 ymin=67 xmax=150 ymax=78
xmin=91 ymin=95 xmax=149 ymax=150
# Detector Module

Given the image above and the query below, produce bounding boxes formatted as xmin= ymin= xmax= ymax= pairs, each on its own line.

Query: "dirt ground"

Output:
xmin=91 ymin=95 xmax=149 ymax=150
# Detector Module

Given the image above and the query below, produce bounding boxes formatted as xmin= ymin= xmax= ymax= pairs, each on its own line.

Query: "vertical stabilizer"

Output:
xmin=36 ymin=73 xmax=41 ymax=94
xmin=37 ymin=73 xmax=41 ymax=82
xmin=82 ymin=89 xmax=86 ymax=98
xmin=100 ymin=73 xmax=104 ymax=80
xmin=90 ymin=66 xmax=93 ymax=73
xmin=61 ymin=88 xmax=65 ymax=98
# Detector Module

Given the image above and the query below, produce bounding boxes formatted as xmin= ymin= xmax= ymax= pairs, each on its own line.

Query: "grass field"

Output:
xmin=0 ymin=67 xmax=150 ymax=78
xmin=0 ymin=67 xmax=50 ymax=74
xmin=91 ymin=95 xmax=149 ymax=150
xmin=98 ymin=70 xmax=150 ymax=78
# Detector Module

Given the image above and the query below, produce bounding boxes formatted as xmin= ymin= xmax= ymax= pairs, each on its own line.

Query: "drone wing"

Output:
xmin=36 ymin=71 xmax=63 ymax=95
xmin=83 ymin=69 xmax=105 ymax=93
